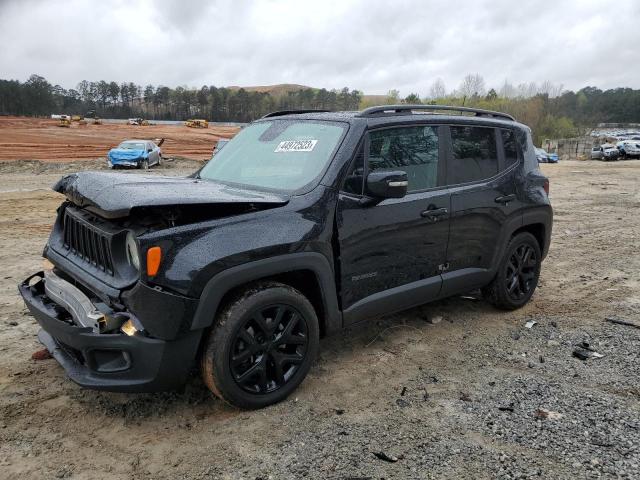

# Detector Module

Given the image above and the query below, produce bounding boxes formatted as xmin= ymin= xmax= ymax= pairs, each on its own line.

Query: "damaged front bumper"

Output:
xmin=19 ymin=272 xmax=202 ymax=392
xmin=109 ymin=160 xmax=140 ymax=168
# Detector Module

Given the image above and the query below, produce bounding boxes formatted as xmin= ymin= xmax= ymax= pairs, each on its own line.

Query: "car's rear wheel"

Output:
xmin=482 ymin=232 xmax=541 ymax=310
xmin=201 ymin=281 xmax=319 ymax=409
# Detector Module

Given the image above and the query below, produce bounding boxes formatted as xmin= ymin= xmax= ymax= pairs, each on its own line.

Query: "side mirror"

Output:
xmin=366 ymin=170 xmax=408 ymax=199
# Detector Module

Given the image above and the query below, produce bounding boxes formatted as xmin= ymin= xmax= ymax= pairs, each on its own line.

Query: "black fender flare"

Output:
xmin=522 ymin=206 xmax=553 ymax=258
xmin=190 ymin=252 xmax=342 ymax=334
xmin=492 ymin=206 xmax=552 ymax=270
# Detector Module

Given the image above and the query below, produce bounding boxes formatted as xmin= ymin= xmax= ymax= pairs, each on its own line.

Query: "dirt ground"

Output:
xmin=0 ymin=159 xmax=639 ymax=479
xmin=0 ymin=116 xmax=239 ymax=162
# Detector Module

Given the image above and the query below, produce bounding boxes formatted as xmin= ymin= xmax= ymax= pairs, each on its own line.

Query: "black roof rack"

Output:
xmin=261 ymin=109 xmax=331 ymax=119
xmin=357 ymin=104 xmax=515 ymax=121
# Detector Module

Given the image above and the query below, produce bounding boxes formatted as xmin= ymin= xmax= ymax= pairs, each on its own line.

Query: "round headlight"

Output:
xmin=126 ymin=232 xmax=140 ymax=271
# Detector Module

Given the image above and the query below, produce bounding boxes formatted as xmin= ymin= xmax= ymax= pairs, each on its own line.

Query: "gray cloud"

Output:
xmin=1 ymin=0 xmax=638 ymax=95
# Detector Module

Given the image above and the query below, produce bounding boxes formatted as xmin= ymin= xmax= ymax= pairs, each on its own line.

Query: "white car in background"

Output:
xmin=591 ymin=144 xmax=620 ymax=161
xmin=616 ymin=140 xmax=640 ymax=159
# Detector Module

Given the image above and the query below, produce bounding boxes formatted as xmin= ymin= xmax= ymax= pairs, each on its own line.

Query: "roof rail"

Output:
xmin=357 ymin=104 xmax=515 ymax=121
xmin=261 ymin=109 xmax=331 ymax=119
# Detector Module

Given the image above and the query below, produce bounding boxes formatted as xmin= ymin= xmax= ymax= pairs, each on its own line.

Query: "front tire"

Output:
xmin=140 ymin=159 xmax=149 ymax=170
xmin=482 ymin=232 xmax=542 ymax=310
xmin=201 ymin=282 xmax=319 ymax=409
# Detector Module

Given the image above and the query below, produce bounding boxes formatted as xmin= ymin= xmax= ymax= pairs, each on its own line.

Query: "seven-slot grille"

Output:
xmin=62 ymin=210 xmax=115 ymax=275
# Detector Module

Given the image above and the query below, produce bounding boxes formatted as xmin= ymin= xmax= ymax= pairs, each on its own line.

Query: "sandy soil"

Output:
xmin=0 ymin=160 xmax=639 ymax=479
xmin=0 ymin=117 xmax=239 ymax=162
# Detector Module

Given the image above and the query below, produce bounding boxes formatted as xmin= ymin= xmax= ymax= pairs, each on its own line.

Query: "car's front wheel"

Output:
xmin=482 ymin=232 xmax=541 ymax=310
xmin=201 ymin=281 xmax=319 ymax=409
xmin=140 ymin=159 xmax=149 ymax=169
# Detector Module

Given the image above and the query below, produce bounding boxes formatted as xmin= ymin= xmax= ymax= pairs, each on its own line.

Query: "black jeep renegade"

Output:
xmin=20 ymin=105 xmax=552 ymax=408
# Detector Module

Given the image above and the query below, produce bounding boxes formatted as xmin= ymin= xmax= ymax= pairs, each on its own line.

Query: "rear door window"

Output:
xmin=449 ymin=126 xmax=498 ymax=184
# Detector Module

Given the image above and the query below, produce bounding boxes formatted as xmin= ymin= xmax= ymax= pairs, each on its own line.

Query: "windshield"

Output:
xmin=119 ymin=142 xmax=145 ymax=150
xmin=199 ymin=120 xmax=346 ymax=191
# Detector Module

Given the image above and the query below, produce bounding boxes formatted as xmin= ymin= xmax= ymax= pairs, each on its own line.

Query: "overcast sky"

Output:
xmin=1 ymin=0 xmax=639 ymax=96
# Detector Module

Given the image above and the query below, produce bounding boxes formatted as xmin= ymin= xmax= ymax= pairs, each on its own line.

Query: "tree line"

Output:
xmin=1 ymin=74 xmax=639 ymax=144
xmin=0 ymin=75 xmax=362 ymax=123
xmin=378 ymin=75 xmax=640 ymax=144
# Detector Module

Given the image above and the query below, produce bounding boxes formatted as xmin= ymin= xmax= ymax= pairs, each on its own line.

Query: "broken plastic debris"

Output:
xmin=573 ymin=349 xmax=590 ymax=360
xmin=577 ymin=341 xmax=594 ymax=351
xmin=525 ymin=320 xmax=537 ymax=329
xmin=572 ymin=343 xmax=604 ymax=360
xmin=374 ymin=451 xmax=400 ymax=463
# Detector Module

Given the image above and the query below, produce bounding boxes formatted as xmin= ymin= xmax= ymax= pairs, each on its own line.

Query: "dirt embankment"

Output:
xmin=0 ymin=116 xmax=239 ymax=162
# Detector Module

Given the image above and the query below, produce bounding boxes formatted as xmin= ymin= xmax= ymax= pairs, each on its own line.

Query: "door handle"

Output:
xmin=421 ymin=207 xmax=448 ymax=219
xmin=494 ymin=194 xmax=516 ymax=204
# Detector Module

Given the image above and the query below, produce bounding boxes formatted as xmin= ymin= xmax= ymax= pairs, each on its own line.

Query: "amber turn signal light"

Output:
xmin=146 ymin=246 xmax=162 ymax=277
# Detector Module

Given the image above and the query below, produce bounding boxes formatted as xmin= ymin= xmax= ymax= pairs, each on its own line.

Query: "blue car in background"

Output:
xmin=107 ymin=139 xmax=162 ymax=169
xmin=535 ymin=147 xmax=558 ymax=163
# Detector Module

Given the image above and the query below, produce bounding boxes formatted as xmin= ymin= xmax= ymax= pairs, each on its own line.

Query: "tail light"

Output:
xmin=543 ymin=179 xmax=550 ymax=195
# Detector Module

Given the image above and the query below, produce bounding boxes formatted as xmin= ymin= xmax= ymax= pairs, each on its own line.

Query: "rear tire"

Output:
xmin=482 ymin=232 xmax=542 ymax=310
xmin=201 ymin=281 xmax=319 ymax=409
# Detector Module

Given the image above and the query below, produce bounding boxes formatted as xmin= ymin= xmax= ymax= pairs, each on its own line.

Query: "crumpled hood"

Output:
xmin=53 ymin=172 xmax=290 ymax=219
xmin=108 ymin=149 xmax=146 ymax=161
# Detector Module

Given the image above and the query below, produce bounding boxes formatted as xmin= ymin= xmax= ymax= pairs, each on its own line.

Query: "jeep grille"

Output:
xmin=62 ymin=210 xmax=115 ymax=275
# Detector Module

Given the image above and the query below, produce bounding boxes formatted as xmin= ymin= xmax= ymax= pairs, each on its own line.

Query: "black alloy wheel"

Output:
xmin=505 ymin=244 xmax=537 ymax=302
xmin=230 ymin=304 xmax=308 ymax=394
xmin=201 ymin=281 xmax=319 ymax=409
xmin=482 ymin=232 xmax=542 ymax=310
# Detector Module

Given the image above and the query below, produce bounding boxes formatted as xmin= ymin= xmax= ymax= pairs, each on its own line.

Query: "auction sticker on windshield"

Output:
xmin=274 ymin=140 xmax=318 ymax=153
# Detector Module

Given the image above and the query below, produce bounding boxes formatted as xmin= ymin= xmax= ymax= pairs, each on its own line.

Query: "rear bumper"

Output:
xmin=19 ymin=273 xmax=202 ymax=392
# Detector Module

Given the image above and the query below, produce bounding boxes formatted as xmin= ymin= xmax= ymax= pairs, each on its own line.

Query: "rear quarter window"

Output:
xmin=501 ymin=129 xmax=520 ymax=168
xmin=450 ymin=126 xmax=498 ymax=184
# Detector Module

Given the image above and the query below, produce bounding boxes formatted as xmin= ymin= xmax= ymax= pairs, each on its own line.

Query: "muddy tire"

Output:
xmin=201 ymin=281 xmax=319 ymax=409
xmin=482 ymin=232 xmax=541 ymax=310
